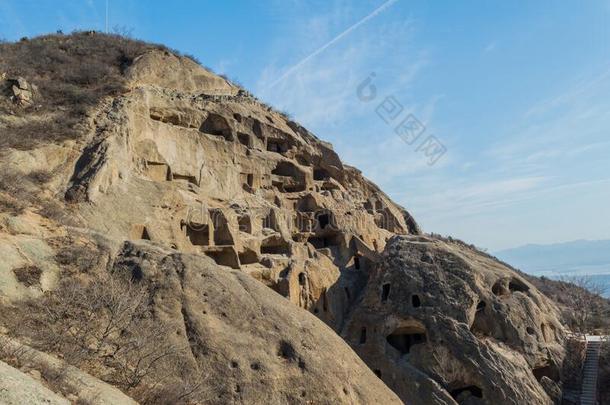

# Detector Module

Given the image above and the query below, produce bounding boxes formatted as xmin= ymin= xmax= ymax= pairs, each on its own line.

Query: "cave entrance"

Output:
xmin=492 ymin=279 xmax=508 ymax=296
xmin=307 ymin=233 xmax=342 ymax=250
xmin=238 ymin=215 xmax=252 ymax=234
xmin=449 ymin=385 xmax=483 ymax=401
xmin=267 ymin=138 xmax=290 ymax=153
xmin=532 ymin=364 xmax=559 ymax=382
xmin=386 ymin=326 xmax=426 ymax=355
xmin=261 ymin=236 xmax=291 ymax=256
xmin=508 ymin=278 xmax=529 ymax=293
xmin=237 ymin=132 xmax=252 ymax=147
xmin=271 ymin=161 xmax=306 ymax=193
xmin=204 ymin=247 xmax=240 ymax=269
xmin=185 ymin=223 xmax=210 ymax=246
xmin=200 ymin=113 xmax=233 ymax=140
xmin=470 ymin=300 xmax=492 ymax=336
xmin=317 ymin=212 xmax=330 ymax=229
xmin=313 ymin=168 xmax=330 ymax=181
xmin=213 ymin=214 xmax=234 ymax=246
xmin=238 ymin=249 xmax=259 ymax=265
xmin=381 ymin=283 xmax=391 ymax=302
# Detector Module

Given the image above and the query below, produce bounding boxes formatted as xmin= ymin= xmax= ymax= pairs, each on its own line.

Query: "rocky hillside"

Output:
xmin=0 ymin=32 xmax=579 ymax=404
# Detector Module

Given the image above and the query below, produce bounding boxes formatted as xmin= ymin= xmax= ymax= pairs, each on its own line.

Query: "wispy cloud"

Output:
xmin=256 ymin=2 xmax=423 ymax=129
xmin=487 ymin=66 xmax=610 ymax=170
xmin=263 ymin=0 xmax=399 ymax=90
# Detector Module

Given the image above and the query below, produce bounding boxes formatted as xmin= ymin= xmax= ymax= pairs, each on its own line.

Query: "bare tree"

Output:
xmin=559 ymin=275 xmax=609 ymax=333
xmin=14 ymin=272 xmax=182 ymax=393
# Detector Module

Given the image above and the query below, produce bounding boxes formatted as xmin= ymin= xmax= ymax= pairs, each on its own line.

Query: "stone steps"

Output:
xmin=579 ymin=338 xmax=603 ymax=405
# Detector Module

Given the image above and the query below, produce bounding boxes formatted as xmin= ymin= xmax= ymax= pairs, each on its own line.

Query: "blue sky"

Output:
xmin=1 ymin=0 xmax=609 ymax=251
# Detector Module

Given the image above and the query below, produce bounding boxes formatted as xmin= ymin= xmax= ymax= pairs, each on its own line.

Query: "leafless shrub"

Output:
xmin=10 ymin=270 xmax=203 ymax=402
xmin=25 ymin=169 xmax=53 ymax=184
xmin=183 ymin=53 xmax=202 ymax=65
xmin=135 ymin=362 xmax=214 ymax=405
xmin=527 ymin=275 xmax=610 ymax=333
xmin=53 ymin=242 xmax=100 ymax=274
xmin=559 ymin=275 xmax=608 ymax=297
xmin=0 ymin=169 xmax=32 ymax=213
xmin=0 ymin=339 xmax=36 ymax=369
xmin=22 ymin=275 xmax=153 ymax=363
xmin=0 ymin=167 xmax=77 ymax=222
xmin=557 ymin=275 xmax=609 ymax=332
xmin=112 ymin=25 xmax=134 ymax=38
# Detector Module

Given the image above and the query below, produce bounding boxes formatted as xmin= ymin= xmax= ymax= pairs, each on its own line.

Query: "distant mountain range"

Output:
xmin=495 ymin=239 xmax=610 ymax=297
xmin=495 ymin=239 xmax=610 ymax=274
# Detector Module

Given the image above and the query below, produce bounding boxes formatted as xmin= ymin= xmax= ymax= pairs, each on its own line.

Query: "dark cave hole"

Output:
xmin=381 ymin=283 xmax=391 ymax=302
xmin=359 ymin=327 xmax=367 ymax=344
xmin=450 ymin=385 xmax=483 ymax=400
xmin=386 ymin=327 xmax=426 ymax=355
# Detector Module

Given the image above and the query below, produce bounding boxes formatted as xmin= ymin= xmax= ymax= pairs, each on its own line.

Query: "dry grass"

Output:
xmin=0 ymin=32 xmax=171 ymax=150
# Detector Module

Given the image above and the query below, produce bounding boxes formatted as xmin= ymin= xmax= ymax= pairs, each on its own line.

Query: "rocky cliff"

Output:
xmin=0 ymin=33 xmax=570 ymax=404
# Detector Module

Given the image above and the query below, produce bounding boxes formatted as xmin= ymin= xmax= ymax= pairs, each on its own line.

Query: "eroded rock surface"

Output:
xmin=60 ymin=50 xmax=419 ymax=336
xmin=0 ymin=34 xmax=575 ymax=405
xmin=342 ymin=236 xmax=566 ymax=405
xmin=109 ymin=241 xmax=402 ymax=404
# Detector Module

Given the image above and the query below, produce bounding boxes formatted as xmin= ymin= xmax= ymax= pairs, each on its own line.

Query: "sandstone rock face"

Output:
xmin=109 ymin=241 xmax=401 ymax=404
xmin=0 ymin=36 xmax=572 ymax=404
xmin=125 ymin=51 xmax=238 ymax=95
xmin=62 ymin=49 xmax=419 ymax=336
xmin=0 ymin=360 xmax=69 ymax=405
xmin=0 ymin=336 xmax=139 ymax=405
xmin=341 ymin=236 xmax=566 ymax=405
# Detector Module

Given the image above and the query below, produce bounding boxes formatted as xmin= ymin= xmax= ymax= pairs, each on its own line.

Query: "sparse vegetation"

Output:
xmin=0 ymin=31 xmax=171 ymax=150
xmin=429 ymin=233 xmax=610 ymax=333
xmin=525 ymin=275 xmax=610 ymax=333
xmin=52 ymin=239 xmax=101 ymax=274
xmin=4 ymin=270 xmax=207 ymax=404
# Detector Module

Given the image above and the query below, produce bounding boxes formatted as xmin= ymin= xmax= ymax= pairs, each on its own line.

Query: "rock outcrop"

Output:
xmin=109 ymin=240 xmax=402 ymax=404
xmin=0 ymin=75 xmax=36 ymax=106
xmin=0 ymin=33 xmax=573 ymax=404
xmin=341 ymin=236 xmax=565 ymax=404
xmin=60 ymin=47 xmax=419 ymax=337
